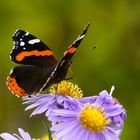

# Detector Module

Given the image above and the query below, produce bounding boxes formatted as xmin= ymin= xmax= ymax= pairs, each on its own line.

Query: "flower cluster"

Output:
xmin=48 ymin=89 xmax=126 ymax=140
xmin=0 ymin=81 xmax=126 ymax=140
xmin=0 ymin=128 xmax=57 ymax=140
xmin=0 ymin=128 xmax=31 ymax=140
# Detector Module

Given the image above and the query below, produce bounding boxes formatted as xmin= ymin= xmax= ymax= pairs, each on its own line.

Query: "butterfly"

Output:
xmin=6 ymin=23 xmax=90 ymax=97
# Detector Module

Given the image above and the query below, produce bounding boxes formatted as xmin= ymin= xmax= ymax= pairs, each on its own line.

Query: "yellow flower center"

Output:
xmin=32 ymin=136 xmax=57 ymax=140
xmin=41 ymin=135 xmax=57 ymax=140
xmin=49 ymin=81 xmax=83 ymax=99
xmin=79 ymin=104 xmax=110 ymax=132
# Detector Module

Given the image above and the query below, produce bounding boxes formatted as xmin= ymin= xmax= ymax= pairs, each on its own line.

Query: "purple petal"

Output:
xmin=0 ymin=128 xmax=31 ymax=140
xmin=88 ymin=132 xmax=97 ymax=140
xmin=52 ymin=121 xmax=78 ymax=138
xmin=51 ymin=120 xmax=78 ymax=132
xmin=18 ymin=128 xmax=31 ymax=140
xmin=76 ymin=128 xmax=89 ymax=140
xmin=103 ymin=129 xmax=119 ymax=140
xmin=52 ymin=109 xmax=77 ymax=117
xmin=0 ymin=133 xmax=18 ymax=140
xmin=66 ymin=124 xmax=84 ymax=139
xmin=25 ymin=102 xmax=40 ymax=111
xmin=105 ymin=105 xmax=123 ymax=116
xmin=30 ymin=100 xmax=52 ymax=116
xmin=79 ymin=96 xmax=98 ymax=104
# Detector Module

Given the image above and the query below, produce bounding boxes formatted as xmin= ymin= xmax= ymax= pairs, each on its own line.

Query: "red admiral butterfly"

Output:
xmin=6 ymin=23 xmax=90 ymax=97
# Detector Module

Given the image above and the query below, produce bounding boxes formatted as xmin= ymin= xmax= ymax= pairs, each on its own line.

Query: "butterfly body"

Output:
xmin=7 ymin=23 xmax=90 ymax=97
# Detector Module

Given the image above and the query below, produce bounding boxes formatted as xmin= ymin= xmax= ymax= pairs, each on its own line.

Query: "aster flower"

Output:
xmin=0 ymin=128 xmax=31 ymax=140
xmin=23 ymin=81 xmax=83 ymax=117
xmin=48 ymin=88 xmax=126 ymax=140
xmin=0 ymin=128 xmax=57 ymax=140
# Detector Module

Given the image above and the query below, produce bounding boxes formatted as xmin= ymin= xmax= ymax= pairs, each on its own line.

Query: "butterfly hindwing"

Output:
xmin=7 ymin=65 xmax=54 ymax=97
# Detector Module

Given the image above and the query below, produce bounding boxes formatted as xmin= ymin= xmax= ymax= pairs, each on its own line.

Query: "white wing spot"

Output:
xmin=25 ymin=32 xmax=29 ymax=36
xmin=15 ymin=29 xmax=19 ymax=32
xmin=20 ymin=42 xmax=25 ymax=46
xmin=23 ymin=47 xmax=26 ymax=50
xmin=77 ymin=34 xmax=85 ymax=41
xmin=28 ymin=39 xmax=40 ymax=45
xmin=10 ymin=55 xmax=12 ymax=60
xmin=13 ymin=29 xmax=19 ymax=37
xmin=9 ymin=69 xmax=13 ymax=74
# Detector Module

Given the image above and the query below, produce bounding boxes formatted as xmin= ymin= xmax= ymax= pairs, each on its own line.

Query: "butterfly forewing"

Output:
xmin=11 ymin=30 xmax=58 ymax=66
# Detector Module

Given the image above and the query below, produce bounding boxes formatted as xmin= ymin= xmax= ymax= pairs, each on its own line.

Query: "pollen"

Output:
xmin=79 ymin=104 xmax=110 ymax=132
xmin=32 ymin=136 xmax=57 ymax=140
xmin=42 ymin=136 xmax=57 ymax=140
xmin=49 ymin=80 xmax=83 ymax=99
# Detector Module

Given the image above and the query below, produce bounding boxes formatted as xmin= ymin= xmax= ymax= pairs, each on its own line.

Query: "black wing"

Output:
xmin=7 ymin=65 xmax=54 ymax=97
xmin=11 ymin=30 xmax=58 ymax=66
xmin=41 ymin=23 xmax=90 ymax=91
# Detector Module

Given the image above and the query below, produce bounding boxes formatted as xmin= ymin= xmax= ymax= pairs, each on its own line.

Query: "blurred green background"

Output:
xmin=0 ymin=0 xmax=140 ymax=139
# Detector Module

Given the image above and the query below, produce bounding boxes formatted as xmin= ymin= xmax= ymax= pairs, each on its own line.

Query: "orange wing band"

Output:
xmin=16 ymin=50 xmax=54 ymax=61
xmin=7 ymin=76 xmax=27 ymax=97
xmin=67 ymin=47 xmax=76 ymax=54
